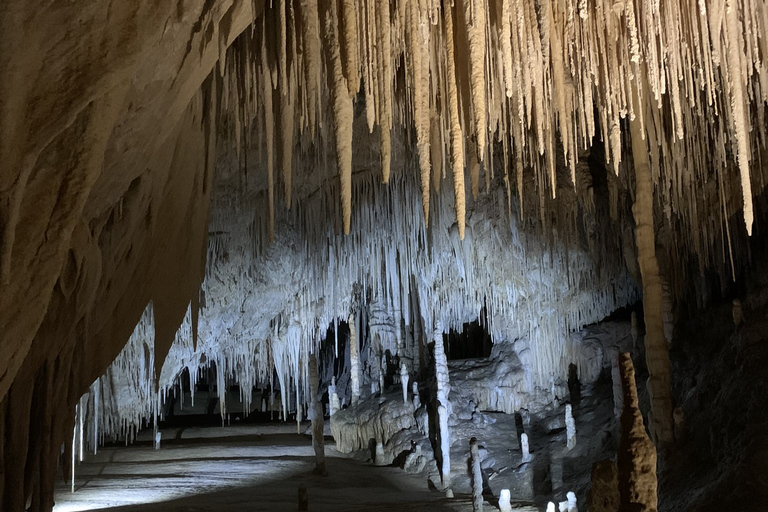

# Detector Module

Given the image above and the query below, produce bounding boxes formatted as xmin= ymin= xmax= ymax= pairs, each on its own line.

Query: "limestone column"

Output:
xmin=308 ymin=353 xmax=326 ymax=475
xmin=348 ymin=312 xmax=361 ymax=406
xmin=629 ymin=89 xmax=674 ymax=445
xmin=400 ymin=361 xmax=409 ymax=405
xmin=470 ymin=437 xmax=483 ymax=511
xmin=434 ymin=321 xmax=451 ymax=490
xmin=617 ymin=353 xmax=657 ymax=511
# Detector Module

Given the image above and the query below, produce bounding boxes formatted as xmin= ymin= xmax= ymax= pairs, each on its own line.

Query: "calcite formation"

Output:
xmin=3 ymin=0 xmax=768 ymax=506
xmin=617 ymin=353 xmax=658 ymax=511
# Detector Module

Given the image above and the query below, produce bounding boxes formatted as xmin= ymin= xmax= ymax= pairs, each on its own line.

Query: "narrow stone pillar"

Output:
xmin=400 ymin=362 xmax=410 ymax=405
xmin=617 ymin=353 xmax=657 ymax=511
xmin=629 ymin=95 xmax=674 ymax=445
xmin=375 ymin=441 xmax=386 ymax=466
xmin=565 ymin=404 xmax=576 ymax=451
xmin=547 ymin=502 xmax=556 ymax=512
xmin=309 ymin=354 xmax=326 ymax=475
xmin=328 ymin=376 xmax=337 ymax=416
xmin=434 ymin=321 xmax=451 ymax=490
xmin=348 ymin=313 xmax=361 ymax=405
xmin=521 ymin=432 xmax=532 ymax=463
xmin=470 ymin=437 xmax=483 ymax=511
xmin=499 ymin=489 xmax=512 ymax=512
xmin=412 ymin=381 xmax=421 ymax=409
xmin=566 ymin=491 xmax=578 ymax=512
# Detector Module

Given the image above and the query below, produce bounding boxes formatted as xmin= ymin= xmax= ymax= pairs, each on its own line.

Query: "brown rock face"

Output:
xmin=617 ymin=352 xmax=658 ymax=512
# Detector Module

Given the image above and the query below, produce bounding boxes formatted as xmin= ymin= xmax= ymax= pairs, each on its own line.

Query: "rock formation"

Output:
xmin=617 ymin=353 xmax=658 ymax=511
xmin=2 ymin=0 xmax=768 ymax=506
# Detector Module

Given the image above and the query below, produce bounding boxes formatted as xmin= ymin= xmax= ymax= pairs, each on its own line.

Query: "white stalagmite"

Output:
xmin=375 ymin=441 xmax=386 ymax=466
xmin=328 ymin=376 xmax=338 ymax=416
xmin=499 ymin=489 xmax=512 ymax=512
xmin=566 ymin=491 xmax=578 ymax=512
xmin=349 ymin=313 xmax=361 ymax=405
xmin=434 ymin=322 xmax=451 ymax=489
xmin=547 ymin=502 xmax=556 ymax=512
xmin=400 ymin=361 xmax=409 ymax=405
xmin=521 ymin=432 xmax=532 ymax=463
xmin=470 ymin=437 xmax=483 ymax=511
xmin=565 ymin=403 xmax=576 ymax=450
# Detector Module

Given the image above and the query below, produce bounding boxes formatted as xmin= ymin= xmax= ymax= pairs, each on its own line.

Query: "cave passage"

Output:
xmin=4 ymin=0 xmax=768 ymax=510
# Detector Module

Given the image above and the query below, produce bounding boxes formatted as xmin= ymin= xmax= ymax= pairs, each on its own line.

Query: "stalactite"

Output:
xmin=464 ymin=0 xmax=488 ymax=160
xmin=443 ymin=0 xmax=467 ymax=239
xmin=321 ymin=0 xmax=354 ymax=235
xmin=340 ymin=0 xmax=360 ymax=96
xmin=261 ymin=33 xmax=276 ymax=244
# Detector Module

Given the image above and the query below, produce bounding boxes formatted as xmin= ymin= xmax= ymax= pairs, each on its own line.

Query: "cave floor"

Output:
xmin=53 ymin=423 xmax=530 ymax=512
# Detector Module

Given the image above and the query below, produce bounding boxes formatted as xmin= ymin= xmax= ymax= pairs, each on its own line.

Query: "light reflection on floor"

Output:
xmin=53 ymin=423 xmax=476 ymax=512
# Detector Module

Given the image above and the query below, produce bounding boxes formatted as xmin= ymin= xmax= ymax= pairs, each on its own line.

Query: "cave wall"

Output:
xmin=3 ymin=0 xmax=768 ymax=507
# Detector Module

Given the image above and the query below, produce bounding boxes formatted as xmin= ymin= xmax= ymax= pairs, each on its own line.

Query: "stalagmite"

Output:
xmin=349 ymin=313 xmax=361 ymax=405
xmin=547 ymin=502 xmax=556 ymax=512
xmin=328 ymin=376 xmax=338 ymax=416
xmin=617 ymin=353 xmax=658 ymax=511
xmin=400 ymin=361 xmax=409 ymax=405
xmin=521 ymin=432 xmax=532 ymax=463
xmin=499 ymin=489 xmax=512 ymax=512
xmin=331 ymin=391 xmax=341 ymax=416
xmin=375 ymin=441 xmax=386 ymax=466
xmin=567 ymin=491 xmax=578 ymax=512
xmin=587 ymin=460 xmax=619 ymax=512
xmin=566 ymin=403 xmax=576 ymax=450
xmin=412 ymin=381 xmax=420 ymax=409
xmin=309 ymin=353 xmax=326 ymax=475
xmin=630 ymin=93 xmax=674 ymax=446
xmin=434 ymin=323 xmax=451 ymax=489
xmin=470 ymin=437 xmax=484 ymax=511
